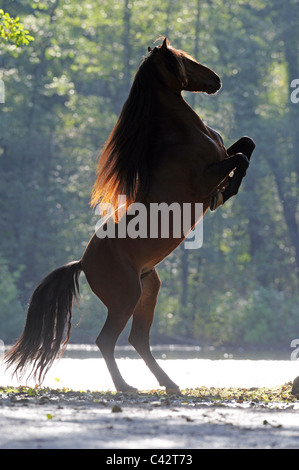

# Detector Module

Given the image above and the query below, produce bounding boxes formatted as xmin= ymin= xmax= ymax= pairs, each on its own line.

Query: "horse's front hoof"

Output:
xmin=210 ymin=191 xmax=223 ymax=211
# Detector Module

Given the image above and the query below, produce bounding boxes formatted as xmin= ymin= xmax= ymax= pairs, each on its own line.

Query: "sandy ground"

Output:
xmin=2 ymin=356 xmax=299 ymax=449
xmin=1 ymin=391 xmax=299 ymax=449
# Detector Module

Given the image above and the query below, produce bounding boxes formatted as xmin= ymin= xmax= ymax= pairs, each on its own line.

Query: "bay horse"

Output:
xmin=5 ymin=38 xmax=255 ymax=393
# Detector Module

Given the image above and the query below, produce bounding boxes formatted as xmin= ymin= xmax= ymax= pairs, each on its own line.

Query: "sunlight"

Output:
xmin=1 ymin=358 xmax=298 ymax=392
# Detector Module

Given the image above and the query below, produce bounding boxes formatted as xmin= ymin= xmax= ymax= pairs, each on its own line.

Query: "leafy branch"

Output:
xmin=0 ymin=9 xmax=34 ymax=47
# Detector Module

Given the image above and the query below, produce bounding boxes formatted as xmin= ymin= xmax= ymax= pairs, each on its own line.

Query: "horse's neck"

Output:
xmin=155 ymin=91 xmax=210 ymax=138
xmin=178 ymin=96 xmax=210 ymax=132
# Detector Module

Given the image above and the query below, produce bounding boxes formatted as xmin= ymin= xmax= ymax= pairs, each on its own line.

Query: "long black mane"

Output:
xmin=90 ymin=50 xmax=161 ymax=211
xmin=90 ymin=37 xmax=189 ymax=213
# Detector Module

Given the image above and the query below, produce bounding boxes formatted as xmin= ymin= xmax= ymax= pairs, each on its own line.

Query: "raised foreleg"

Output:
xmin=207 ymin=152 xmax=249 ymax=211
xmin=227 ymin=136 xmax=255 ymax=159
xmin=209 ymin=136 xmax=255 ymax=211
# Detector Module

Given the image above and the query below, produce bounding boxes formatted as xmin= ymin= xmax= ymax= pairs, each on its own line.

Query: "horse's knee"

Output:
xmin=239 ymin=136 xmax=255 ymax=148
xmin=239 ymin=137 xmax=255 ymax=157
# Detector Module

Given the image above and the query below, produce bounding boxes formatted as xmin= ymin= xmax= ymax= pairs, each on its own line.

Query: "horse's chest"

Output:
xmin=192 ymin=135 xmax=226 ymax=169
xmin=186 ymin=138 xmax=226 ymax=198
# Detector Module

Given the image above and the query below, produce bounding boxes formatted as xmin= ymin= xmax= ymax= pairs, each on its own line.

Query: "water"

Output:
xmin=63 ymin=343 xmax=291 ymax=361
xmin=1 ymin=344 xmax=298 ymax=391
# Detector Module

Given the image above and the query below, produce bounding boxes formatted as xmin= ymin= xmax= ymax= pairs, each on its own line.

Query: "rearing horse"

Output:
xmin=5 ymin=38 xmax=255 ymax=393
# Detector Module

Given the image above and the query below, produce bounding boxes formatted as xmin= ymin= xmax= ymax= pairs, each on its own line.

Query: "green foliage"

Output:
xmin=0 ymin=9 xmax=34 ymax=46
xmin=241 ymin=288 xmax=299 ymax=347
xmin=0 ymin=0 xmax=299 ymax=350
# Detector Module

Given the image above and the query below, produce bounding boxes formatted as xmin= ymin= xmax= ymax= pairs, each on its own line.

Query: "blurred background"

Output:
xmin=1 ymin=0 xmax=299 ymax=354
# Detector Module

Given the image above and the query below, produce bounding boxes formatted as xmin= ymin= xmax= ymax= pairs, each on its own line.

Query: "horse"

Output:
xmin=5 ymin=38 xmax=255 ymax=394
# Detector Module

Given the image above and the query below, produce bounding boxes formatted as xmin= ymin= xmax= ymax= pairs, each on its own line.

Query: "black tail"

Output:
xmin=5 ymin=260 xmax=82 ymax=383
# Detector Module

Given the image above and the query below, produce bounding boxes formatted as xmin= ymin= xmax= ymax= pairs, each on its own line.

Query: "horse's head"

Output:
xmin=149 ymin=38 xmax=221 ymax=95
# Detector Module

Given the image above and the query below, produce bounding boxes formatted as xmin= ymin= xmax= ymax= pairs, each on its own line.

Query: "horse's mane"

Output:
xmin=90 ymin=39 xmax=187 ymax=216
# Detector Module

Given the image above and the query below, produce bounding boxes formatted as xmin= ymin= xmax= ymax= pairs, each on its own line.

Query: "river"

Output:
xmin=1 ymin=344 xmax=299 ymax=391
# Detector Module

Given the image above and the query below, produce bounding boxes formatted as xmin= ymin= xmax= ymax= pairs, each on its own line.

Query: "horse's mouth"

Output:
xmin=206 ymin=83 xmax=222 ymax=94
xmin=206 ymin=78 xmax=222 ymax=94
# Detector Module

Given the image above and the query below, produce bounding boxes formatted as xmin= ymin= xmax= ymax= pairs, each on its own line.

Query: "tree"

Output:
xmin=0 ymin=9 xmax=34 ymax=46
xmin=1 ymin=0 xmax=298 ymax=347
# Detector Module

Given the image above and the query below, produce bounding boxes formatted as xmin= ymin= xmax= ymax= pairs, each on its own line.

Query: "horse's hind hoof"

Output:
xmin=117 ymin=384 xmax=138 ymax=394
xmin=123 ymin=389 xmax=138 ymax=396
xmin=165 ymin=387 xmax=181 ymax=395
xmin=291 ymin=376 xmax=299 ymax=396
xmin=210 ymin=191 xmax=223 ymax=211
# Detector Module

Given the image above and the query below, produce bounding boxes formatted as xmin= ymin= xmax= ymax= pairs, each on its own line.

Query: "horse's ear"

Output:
xmin=161 ymin=37 xmax=169 ymax=51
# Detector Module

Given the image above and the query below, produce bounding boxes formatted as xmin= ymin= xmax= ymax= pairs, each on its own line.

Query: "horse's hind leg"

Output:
xmin=129 ymin=269 xmax=180 ymax=394
xmin=94 ymin=274 xmax=142 ymax=393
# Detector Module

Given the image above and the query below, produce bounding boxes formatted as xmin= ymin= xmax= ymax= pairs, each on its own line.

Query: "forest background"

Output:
xmin=1 ymin=0 xmax=299 ymax=352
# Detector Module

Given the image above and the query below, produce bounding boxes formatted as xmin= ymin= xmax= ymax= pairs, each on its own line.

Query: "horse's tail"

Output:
xmin=5 ymin=260 xmax=82 ymax=383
